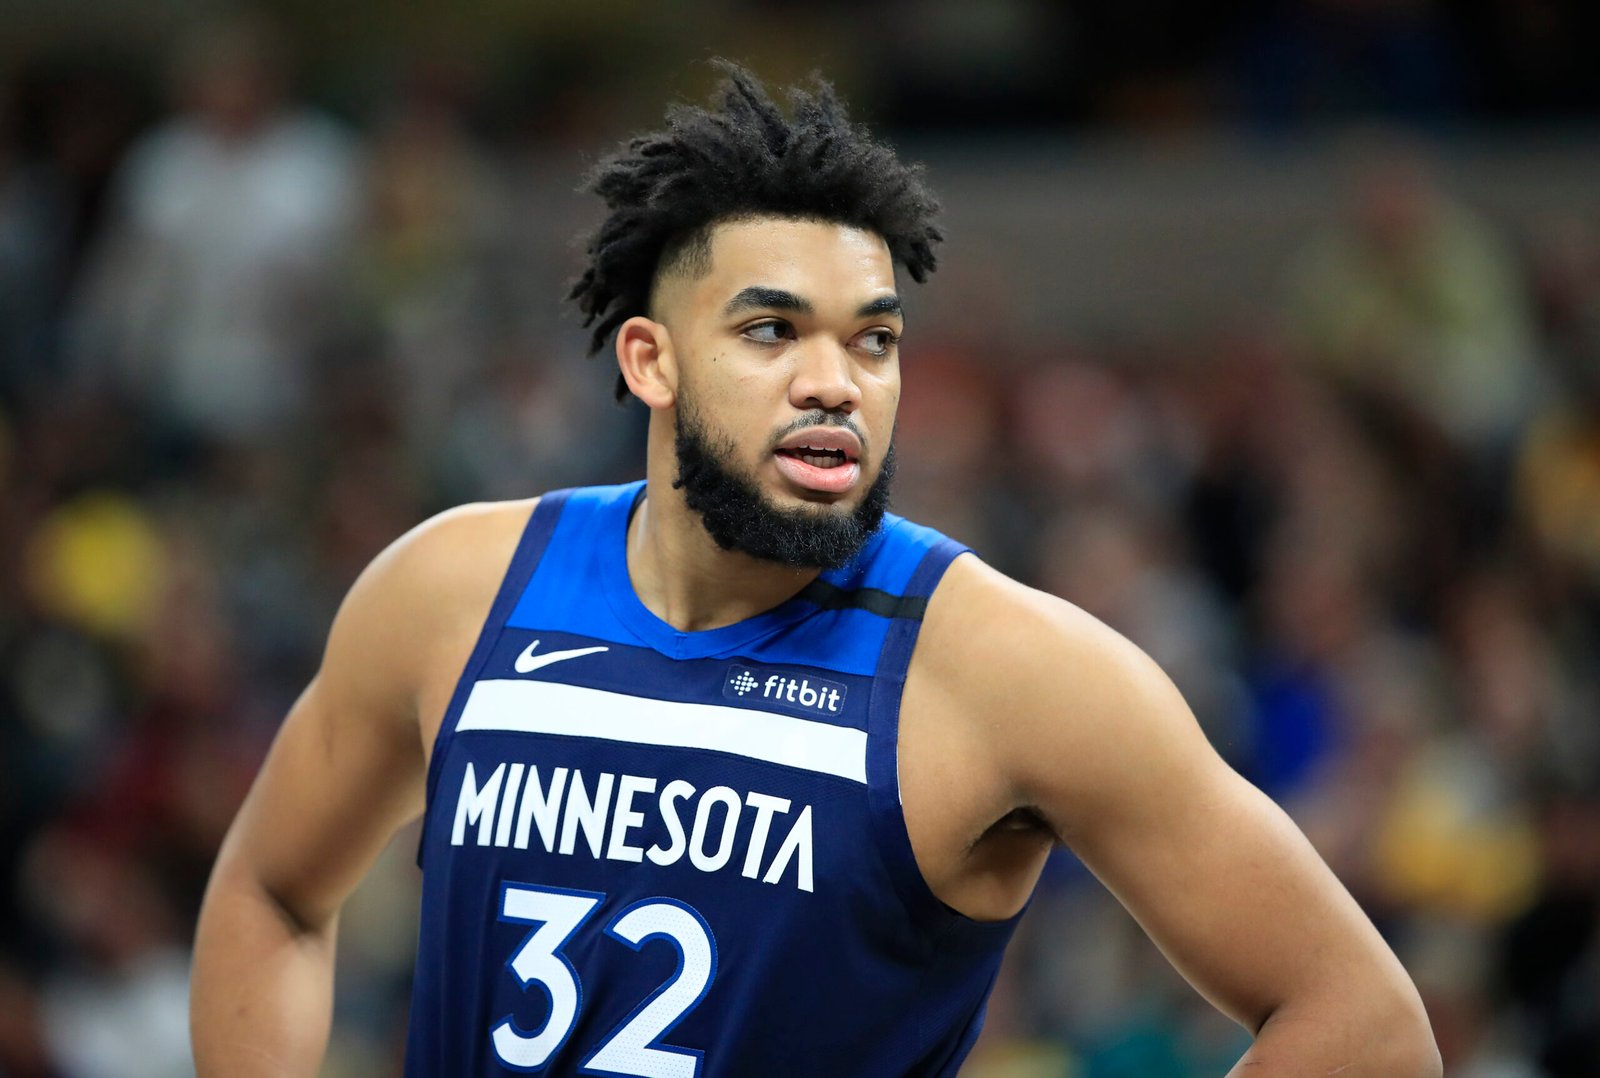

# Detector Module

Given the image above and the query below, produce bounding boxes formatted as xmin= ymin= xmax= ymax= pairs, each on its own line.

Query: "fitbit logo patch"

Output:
xmin=723 ymin=665 xmax=846 ymax=714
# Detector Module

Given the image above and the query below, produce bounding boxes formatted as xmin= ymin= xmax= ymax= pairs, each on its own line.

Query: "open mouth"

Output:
xmin=772 ymin=433 xmax=863 ymax=494
xmin=774 ymin=445 xmax=853 ymax=469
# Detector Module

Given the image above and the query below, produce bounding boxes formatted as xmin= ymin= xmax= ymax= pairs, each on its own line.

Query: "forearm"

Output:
xmin=190 ymin=863 xmax=339 ymax=1077
xmin=1225 ymin=998 xmax=1441 ymax=1077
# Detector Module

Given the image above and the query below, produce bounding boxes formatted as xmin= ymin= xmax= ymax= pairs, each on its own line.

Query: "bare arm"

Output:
xmin=190 ymin=502 xmax=530 ymax=1076
xmin=930 ymin=560 xmax=1441 ymax=1076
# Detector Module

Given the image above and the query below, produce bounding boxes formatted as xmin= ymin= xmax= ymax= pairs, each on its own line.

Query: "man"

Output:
xmin=191 ymin=65 xmax=1440 ymax=1076
xmin=76 ymin=14 xmax=356 ymax=444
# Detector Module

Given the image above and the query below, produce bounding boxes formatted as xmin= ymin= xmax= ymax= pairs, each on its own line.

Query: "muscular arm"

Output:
xmin=918 ymin=558 xmax=1440 ymax=1076
xmin=190 ymin=502 xmax=530 ymax=1076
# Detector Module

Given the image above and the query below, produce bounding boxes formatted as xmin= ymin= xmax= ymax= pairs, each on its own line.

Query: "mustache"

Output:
xmin=768 ymin=411 xmax=867 ymax=452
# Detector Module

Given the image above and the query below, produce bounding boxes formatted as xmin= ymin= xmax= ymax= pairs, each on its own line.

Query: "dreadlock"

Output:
xmin=569 ymin=60 xmax=944 ymax=399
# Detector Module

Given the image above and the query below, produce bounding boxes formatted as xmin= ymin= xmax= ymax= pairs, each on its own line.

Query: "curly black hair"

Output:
xmin=569 ymin=60 xmax=944 ymax=399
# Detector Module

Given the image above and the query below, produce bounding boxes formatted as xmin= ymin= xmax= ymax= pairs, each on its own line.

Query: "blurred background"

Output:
xmin=3 ymin=1 xmax=1599 ymax=1075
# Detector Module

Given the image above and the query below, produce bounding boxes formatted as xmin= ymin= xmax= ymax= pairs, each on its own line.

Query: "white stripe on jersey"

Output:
xmin=456 ymin=679 xmax=868 ymax=783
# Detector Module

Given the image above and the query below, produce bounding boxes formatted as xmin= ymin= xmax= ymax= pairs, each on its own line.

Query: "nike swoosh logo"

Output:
xmin=513 ymin=640 xmax=610 ymax=674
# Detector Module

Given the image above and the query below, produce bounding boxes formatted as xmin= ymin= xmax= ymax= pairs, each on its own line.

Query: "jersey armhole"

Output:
xmin=415 ymin=490 xmax=572 ymax=866
xmin=863 ymin=538 xmax=981 ymax=927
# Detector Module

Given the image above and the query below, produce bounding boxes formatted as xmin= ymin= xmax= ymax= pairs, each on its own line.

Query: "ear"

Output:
xmin=615 ymin=316 xmax=677 ymax=409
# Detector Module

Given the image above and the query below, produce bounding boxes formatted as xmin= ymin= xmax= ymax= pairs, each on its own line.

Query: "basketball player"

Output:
xmin=191 ymin=65 xmax=1440 ymax=1076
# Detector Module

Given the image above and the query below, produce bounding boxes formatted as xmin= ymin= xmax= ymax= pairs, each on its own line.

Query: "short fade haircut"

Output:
xmin=569 ymin=60 xmax=944 ymax=399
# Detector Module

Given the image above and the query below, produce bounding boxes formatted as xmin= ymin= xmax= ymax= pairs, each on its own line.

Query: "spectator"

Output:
xmin=1287 ymin=143 xmax=1542 ymax=457
xmin=69 ymin=15 xmax=357 ymax=446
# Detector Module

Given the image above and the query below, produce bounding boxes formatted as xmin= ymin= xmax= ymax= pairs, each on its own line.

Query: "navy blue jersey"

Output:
xmin=405 ymin=482 xmax=1021 ymax=1077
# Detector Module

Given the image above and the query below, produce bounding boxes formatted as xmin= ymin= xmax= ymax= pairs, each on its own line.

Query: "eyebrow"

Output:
xmin=856 ymin=295 xmax=902 ymax=320
xmin=721 ymin=286 xmax=904 ymax=321
xmin=723 ymin=286 xmax=813 ymax=317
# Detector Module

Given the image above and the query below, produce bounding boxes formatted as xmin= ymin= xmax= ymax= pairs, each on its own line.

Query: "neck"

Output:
xmin=626 ymin=454 xmax=821 ymax=634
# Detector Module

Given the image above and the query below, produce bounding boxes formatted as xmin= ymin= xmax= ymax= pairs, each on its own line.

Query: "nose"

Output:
xmin=788 ymin=339 xmax=860 ymax=414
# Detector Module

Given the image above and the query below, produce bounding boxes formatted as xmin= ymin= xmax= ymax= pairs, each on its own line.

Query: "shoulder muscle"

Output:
xmin=315 ymin=498 xmax=537 ymax=728
xmin=216 ymin=498 xmax=536 ymax=929
xmin=920 ymin=556 xmax=1420 ymax=1036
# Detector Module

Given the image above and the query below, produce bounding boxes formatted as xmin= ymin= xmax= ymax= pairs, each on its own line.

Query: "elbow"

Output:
xmin=1380 ymin=1032 xmax=1442 ymax=1078
xmin=1367 ymin=996 xmax=1442 ymax=1078
xmin=1254 ymin=985 xmax=1441 ymax=1077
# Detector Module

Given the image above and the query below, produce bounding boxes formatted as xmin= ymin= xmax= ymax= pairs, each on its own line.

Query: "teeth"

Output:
xmin=779 ymin=444 xmax=850 ymax=469
xmin=801 ymin=453 xmax=841 ymax=468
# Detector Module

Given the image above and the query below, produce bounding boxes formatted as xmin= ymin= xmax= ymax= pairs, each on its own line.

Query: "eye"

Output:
xmin=741 ymin=319 xmax=793 ymax=345
xmin=858 ymin=328 xmax=900 ymax=357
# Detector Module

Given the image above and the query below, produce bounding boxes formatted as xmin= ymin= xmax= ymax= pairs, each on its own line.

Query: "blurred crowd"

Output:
xmin=4 ymin=9 xmax=1600 ymax=1078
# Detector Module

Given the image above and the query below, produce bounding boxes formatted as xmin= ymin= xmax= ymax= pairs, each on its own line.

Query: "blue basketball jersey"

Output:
xmin=405 ymin=482 xmax=1021 ymax=1077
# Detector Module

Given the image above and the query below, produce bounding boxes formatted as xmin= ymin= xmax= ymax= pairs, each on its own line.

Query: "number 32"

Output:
xmin=491 ymin=883 xmax=717 ymax=1077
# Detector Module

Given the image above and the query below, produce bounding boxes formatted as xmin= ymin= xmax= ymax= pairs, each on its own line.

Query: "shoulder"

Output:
xmin=921 ymin=552 xmax=1159 ymax=705
xmin=114 ymin=121 xmax=206 ymax=216
xmin=317 ymin=499 xmax=539 ymax=709
xmin=917 ymin=553 xmax=1211 ymax=834
xmin=362 ymin=498 xmax=538 ymax=599
xmin=261 ymin=112 xmax=362 ymax=203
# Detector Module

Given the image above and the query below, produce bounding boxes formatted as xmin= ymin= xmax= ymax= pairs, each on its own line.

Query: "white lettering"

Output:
xmin=750 ymin=673 xmax=845 ymax=713
xmin=688 ymin=786 xmax=742 ymax=872
xmin=451 ymin=762 xmax=504 ymax=847
xmin=453 ymin=760 xmax=816 ymax=892
xmin=647 ymin=780 xmax=695 ymax=866
xmin=559 ymin=771 xmax=615 ymax=858
xmin=741 ymin=792 xmax=791 ymax=879
xmin=513 ymin=765 xmax=568 ymax=852
xmin=494 ymin=762 xmax=525 ymax=847
xmin=606 ymin=774 xmax=657 ymax=863
xmin=762 ymin=805 xmax=813 ymax=892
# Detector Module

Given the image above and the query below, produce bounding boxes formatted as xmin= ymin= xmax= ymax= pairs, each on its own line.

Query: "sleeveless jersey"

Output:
xmin=405 ymin=481 xmax=1021 ymax=1077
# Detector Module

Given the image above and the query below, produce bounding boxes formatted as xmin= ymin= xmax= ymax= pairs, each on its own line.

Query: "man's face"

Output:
xmin=653 ymin=217 xmax=904 ymax=567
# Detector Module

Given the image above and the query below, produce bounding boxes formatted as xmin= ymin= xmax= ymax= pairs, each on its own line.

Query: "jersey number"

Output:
xmin=491 ymin=884 xmax=717 ymax=1077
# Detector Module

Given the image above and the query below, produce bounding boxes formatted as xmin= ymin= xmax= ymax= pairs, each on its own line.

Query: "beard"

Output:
xmin=671 ymin=397 xmax=894 ymax=570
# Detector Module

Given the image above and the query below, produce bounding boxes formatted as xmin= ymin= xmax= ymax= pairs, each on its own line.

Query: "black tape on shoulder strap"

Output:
xmin=797 ymin=578 xmax=929 ymax=621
